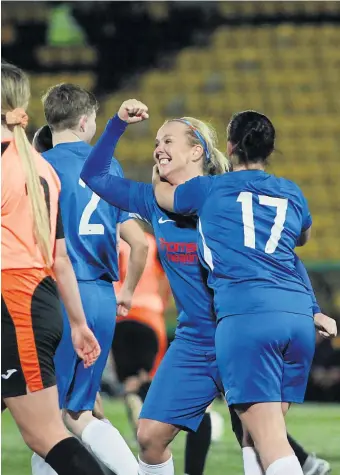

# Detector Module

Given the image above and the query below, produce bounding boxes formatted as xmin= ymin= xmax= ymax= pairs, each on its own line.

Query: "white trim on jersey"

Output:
xmin=198 ymin=218 xmax=214 ymax=270
xmin=128 ymin=212 xmax=151 ymax=225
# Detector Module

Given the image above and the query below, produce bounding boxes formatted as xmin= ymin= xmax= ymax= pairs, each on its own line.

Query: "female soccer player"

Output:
xmin=1 ymin=62 xmax=107 ymax=475
xmin=80 ymin=100 xmax=335 ymax=475
xmin=81 ymin=100 xmax=226 ymax=475
xmin=154 ymin=110 xmax=337 ymax=475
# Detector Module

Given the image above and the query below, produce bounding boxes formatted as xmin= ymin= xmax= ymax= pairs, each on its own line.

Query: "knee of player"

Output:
xmin=21 ymin=425 xmax=66 ymax=457
xmin=137 ymin=423 xmax=162 ymax=452
xmin=137 ymin=419 xmax=175 ymax=453
xmin=137 ymin=423 xmax=155 ymax=451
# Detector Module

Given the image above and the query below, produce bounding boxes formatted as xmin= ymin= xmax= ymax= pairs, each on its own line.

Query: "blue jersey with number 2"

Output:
xmin=43 ymin=142 xmax=129 ymax=281
xmin=174 ymin=170 xmax=313 ymax=320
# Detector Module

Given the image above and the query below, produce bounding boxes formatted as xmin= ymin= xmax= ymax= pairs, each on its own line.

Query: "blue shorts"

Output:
xmin=55 ymin=280 xmax=116 ymax=411
xmin=215 ymin=312 xmax=315 ymax=406
xmin=140 ymin=337 xmax=223 ymax=432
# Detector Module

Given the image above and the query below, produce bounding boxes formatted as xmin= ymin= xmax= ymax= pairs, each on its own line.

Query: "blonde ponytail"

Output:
xmin=13 ymin=125 xmax=52 ymax=267
xmin=207 ymin=147 xmax=230 ymax=176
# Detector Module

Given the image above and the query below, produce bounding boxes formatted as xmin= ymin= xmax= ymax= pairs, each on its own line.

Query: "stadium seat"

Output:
xmin=36 ymin=46 xmax=97 ymax=67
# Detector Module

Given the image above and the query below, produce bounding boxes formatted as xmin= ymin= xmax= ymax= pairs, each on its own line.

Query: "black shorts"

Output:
xmin=1 ymin=269 xmax=63 ymax=398
xmin=112 ymin=320 xmax=159 ymax=382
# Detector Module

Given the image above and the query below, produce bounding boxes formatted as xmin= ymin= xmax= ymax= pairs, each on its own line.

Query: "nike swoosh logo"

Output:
xmin=158 ymin=217 xmax=175 ymax=224
xmin=1 ymin=369 xmax=18 ymax=380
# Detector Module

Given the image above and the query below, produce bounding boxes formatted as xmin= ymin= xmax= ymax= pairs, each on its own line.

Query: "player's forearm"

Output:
xmin=122 ymin=242 xmax=148 ymax=295
xmin=80 ymin=114 xmax=133 ymax=210
xmin=53 ymin=255 xmax=87 ymax=327
xmin=294 ymin=255 xmax=320 ymax=315
xmin=82 ymin=114 xmax=127 ymax=182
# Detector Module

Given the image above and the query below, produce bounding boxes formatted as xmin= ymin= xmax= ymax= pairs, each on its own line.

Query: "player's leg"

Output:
xmin=31 ymin=283 xmax=86 ymax=475
xmin=93 ymin=391 xmax=105 ymax=419
xmin=1 ymin=273 xmax=106 ymax=475
xmin=63 ymin=281 xmax=138 ymax=475
xmin=137 ymin=419 xmax=179 ymax=474
xmin=282 ymin=317 xmax=329 ymax=475
xmin=184 ymin=406 xmax=212 ymax=475
xmin=137 ymin=338 xmax=221 ymax=475
xmin=235 ymin=402 xmax=300 ymax=473
xmin=6 ymin=389 xmax=108 ymax=475
xmin=139 ymin=413 xmax=213 ymax=475
xmin=92 ymin=391 xmax=115 ymax=429
xmin=230 ymin=404 xmax=329 ymax=475
xmin=228 ymin=407 xmax=264 ymax=475
xmin=216 ymin=312 xmax=315 ymax=474
xmin=112 ymin=319 xmax=160 ymax=434
xmin=32 ymin=280 xmax=138 ymax=475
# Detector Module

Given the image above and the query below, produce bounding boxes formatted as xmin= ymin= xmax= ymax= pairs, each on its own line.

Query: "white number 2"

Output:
xmin=78 ymin=179 xmax=104 ymax=235
xmin=237 ymin=192 xmax=288 ymax=254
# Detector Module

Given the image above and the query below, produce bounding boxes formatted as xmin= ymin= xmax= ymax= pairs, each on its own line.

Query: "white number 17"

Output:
xmin=237 ymin=192 xmax=288 ymax=254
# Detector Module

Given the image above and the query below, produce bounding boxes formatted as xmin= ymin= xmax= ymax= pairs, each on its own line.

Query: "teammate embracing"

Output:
xmin=31 ymin=84 xmax=148 ymax=475
xmin=80 ymin=99 xmax=335 ymax=475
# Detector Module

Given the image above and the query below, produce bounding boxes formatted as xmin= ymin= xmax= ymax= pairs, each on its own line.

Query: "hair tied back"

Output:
xmin=3 ymin=108 xmax=29 ymax=129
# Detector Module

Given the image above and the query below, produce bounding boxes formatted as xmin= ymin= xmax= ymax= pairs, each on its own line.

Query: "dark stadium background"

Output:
xmin=2 ymin=0 xmax=339 ymax=406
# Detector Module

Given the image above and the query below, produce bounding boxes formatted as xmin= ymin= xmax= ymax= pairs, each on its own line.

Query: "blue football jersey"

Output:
xmin=174 ymin=170 xmax=314 ymax=320
xmin=127 ymin=183 xmax=216 ymax=346
xmin=43 ymin=142 xmax=130 ymax=281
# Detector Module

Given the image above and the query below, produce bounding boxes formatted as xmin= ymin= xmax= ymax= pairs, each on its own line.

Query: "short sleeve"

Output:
xmin=118 ymin=210 xmax=133 ymax=224
xmin=174 ymin=176 xmax=213 ymax=215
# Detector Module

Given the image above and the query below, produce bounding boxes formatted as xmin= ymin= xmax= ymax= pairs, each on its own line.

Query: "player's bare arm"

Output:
xmin=117 ymin=220 xmax=149 ymax=316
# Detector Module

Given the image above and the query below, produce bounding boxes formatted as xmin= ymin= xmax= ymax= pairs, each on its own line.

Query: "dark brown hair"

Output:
xmin=42 ymin=83 xmax=98 ymax=132
xmin=228 ymin=110 xmax=275 ymax=165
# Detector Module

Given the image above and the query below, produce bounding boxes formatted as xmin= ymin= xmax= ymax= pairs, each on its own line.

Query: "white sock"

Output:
xmin=242 ymin=447 xmax=264 ymax=475
xmin=81 ymin=418 xmax=138 ymax=475
xmin=266 ymin=455 xmax=303 ymax=475
xmin=100 ymin=417 xmax=112 ymax=425
xmin=138 ymin=455 xmax=174 ymax=475
xmin=31 ymin=453 xmax=57 ymax=475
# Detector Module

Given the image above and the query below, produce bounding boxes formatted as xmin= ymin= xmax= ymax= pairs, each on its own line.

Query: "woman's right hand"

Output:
xmin=71 ymin=323 xmax=101 ymax=368
xmin=118 ymin=99 xmax=149 ymax=124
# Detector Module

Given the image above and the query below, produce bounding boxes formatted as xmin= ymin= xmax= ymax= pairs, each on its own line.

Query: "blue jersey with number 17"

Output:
xmin=174 ymin=170 xmax=314 ymax=320
xmin=43 ymin=142 xmax=130 ymax=282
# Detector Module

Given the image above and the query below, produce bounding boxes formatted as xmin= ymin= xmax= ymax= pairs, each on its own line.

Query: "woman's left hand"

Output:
xmin=152 ymin=164 xmax=161 ymax=188
xmin=314 ymin=312 xmax=338 ymax=338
